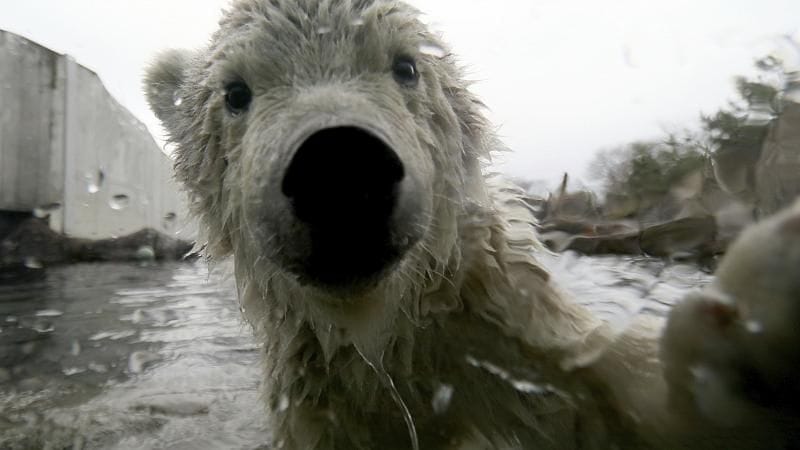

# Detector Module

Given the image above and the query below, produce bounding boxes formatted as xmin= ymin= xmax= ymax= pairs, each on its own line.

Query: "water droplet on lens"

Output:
xmin=317 ymin=26 xmax=332 ymax=35
xmin=110 ymin=194 xmax=130 ymax=210
xmin=31 ymin=321 xmax=54 ymax=333
xmin=128 ymin=350 xmax=161 ymax=374
xmin=85 ymin=169 xmax=104 ymax=193
xmin=510 ymin=380 xmax=546 ymax=394
xmin=24 ymin=257 xmax=44 ymax=269
xmin=745 ymin=320 xmax=763 ymax=334
xmin=88 ymin=362 xmax=108 ymax=373
xmin=32 ymin=202 xmax=62 ymax=218
xmin=136 ymin=245 xmax=156 ymax=261
xmin=431 ymin=383 xmax=454 ymax=414
xmin=173 ymin=91 xmax=183 ymax=106
xmin=278 ymin=394 xmax=290 ymax=412
xmin=63 ymin=367 xmax=85 ymax=376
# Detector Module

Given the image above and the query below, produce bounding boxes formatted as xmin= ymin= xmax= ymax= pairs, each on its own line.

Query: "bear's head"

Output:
xmin=145 ymin=0 xmax=494 ymax=301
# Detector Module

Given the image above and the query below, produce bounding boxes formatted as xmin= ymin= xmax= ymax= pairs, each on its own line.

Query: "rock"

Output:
xmin=568 ymin=232 xmax=642 ymax=255
xmin=539 ymin=219 xmax=641 ymax=255
xmin=0 ymin=218 xmax=194 ymax=270
xmin=640 ymin=216 xmax=717 ymax=258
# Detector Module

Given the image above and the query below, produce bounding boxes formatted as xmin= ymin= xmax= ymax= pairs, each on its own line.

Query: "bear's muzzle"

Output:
xmin=274 ymin=125 xmax=425 ymax=292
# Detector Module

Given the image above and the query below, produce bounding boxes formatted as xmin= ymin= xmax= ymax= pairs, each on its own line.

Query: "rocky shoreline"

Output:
xmin=0 ymin=218 xmax=195 ymax=279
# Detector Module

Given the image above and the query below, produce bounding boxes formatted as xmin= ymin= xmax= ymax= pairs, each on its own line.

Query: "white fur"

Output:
xmin=145 ymin=1 xmax=800 ymax=448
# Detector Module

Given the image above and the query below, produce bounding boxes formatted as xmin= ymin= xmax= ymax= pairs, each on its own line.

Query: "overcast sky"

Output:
xmin=1 ymin=0 xmax=798 ymax=187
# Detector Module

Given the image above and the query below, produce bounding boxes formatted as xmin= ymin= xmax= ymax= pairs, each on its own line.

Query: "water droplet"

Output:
xmin=85 ymin=169 xmax=104 ymax=193
xmin=278 ymin=394 xmax=290 ymax=412
xmin=173 ymin=91 xmax=183 ymax=106
xmin=128 ymin=350 xmax=161 ymax=374
xmin=88 ymin=362 xmax=108 ymax=373
xmin=35 ymin=309 xmax=63 ymax=317
xmin=418 ymin=42 xmax=447 ymax=59
xmin=23 ymin=257 xmax=44 ymax=269
xmin=317 ymin=26 xmax=332 ymax=35
xmin=5 ymin=316 xmax=18 ymax=323
xmin=164 ymin=212 xmax=177 ymax=222
xmin=349 ymin=17 xmax=365 ymax=27
xmin=63 ymin=367 xmax=85 ymax=376
xmin=136 ymin=245 xmax=156 ymax=261
xmin=510 ymin=380 xmax=547 ymax=394
xmin=745 ymin=320 xmax=763 ymax=334
xmin=32 ymin=202 xmax=62 ymax=218
xmin=356 ymin=345 xmax=419 ymax=450
xmin=109 ymin=194 xmax=130 ymax=210
xmin=31 ymin=321 xmax=54 ymax=333
xmin=431 ymin=383 xmax=454 ymax=414
xmin=70 ymin=340 xmax=81 ymax=356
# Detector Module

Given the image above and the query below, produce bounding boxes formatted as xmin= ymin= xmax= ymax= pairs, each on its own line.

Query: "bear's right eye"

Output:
xmin=224 ymin=82 xmax=252 ymax=114
xmin=392 ymin=56 xmax=419 ymax=88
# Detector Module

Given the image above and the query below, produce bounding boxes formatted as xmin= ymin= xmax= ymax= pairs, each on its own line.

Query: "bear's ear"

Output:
xmin=144 ymin=49 xmax=193 ymax=135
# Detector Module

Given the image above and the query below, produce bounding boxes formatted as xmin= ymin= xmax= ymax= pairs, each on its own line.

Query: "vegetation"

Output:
xmin=588 ymin=55 xmax=795 ymax=217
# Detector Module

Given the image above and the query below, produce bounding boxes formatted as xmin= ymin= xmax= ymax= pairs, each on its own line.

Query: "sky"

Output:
xmin=1 ymin=0 xmax=799 ymax=188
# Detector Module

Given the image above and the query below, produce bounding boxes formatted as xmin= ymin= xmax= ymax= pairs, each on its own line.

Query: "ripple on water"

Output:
xmin=0 ymin=256 xmax=712 ymax=449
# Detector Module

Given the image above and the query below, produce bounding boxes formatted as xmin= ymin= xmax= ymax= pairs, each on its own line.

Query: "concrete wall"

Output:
xmin=0 ymin=31 xmax=64 ymax=213
xmin=0 ymin=30 xmax=193 ymax=240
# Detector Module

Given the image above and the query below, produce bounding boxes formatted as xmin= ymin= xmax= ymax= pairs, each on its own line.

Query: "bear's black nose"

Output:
xmin=282 ymin=126 xmax=405 ymax=225
xmin=281 ymin=126 xmax=412 ymax=289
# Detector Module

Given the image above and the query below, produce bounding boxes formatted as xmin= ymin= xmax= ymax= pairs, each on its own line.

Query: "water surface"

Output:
xmin=0 ymin=255 xmax=712 ymax=449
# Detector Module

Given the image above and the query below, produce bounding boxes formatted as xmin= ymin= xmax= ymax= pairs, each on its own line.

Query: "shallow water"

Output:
xmin=0 ymin=255 xmax=713 ymax=449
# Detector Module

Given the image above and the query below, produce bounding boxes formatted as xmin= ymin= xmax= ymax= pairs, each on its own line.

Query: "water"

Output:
xmin=0 ymin=256 xmax=713 ymax=449
xmin=0 ymin=262 xmax=268 ymax=449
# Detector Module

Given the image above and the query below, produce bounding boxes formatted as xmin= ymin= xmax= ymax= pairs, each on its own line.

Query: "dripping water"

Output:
xmin=355 ymin=344 xmax=419 ymax=450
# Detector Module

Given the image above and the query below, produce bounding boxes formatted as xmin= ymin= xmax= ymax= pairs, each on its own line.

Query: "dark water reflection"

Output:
xmin=0 ymin=256 xmax=712 ymax=449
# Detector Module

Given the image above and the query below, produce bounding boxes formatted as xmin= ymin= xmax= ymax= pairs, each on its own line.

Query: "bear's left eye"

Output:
xmin=392 ymin=56 xmax=419 ymax=88
xmin=224 ymin=81 xmax=252 ymax=114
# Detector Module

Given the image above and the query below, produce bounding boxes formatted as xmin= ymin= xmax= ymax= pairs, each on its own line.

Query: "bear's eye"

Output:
xmin=392 ymin=57 xmax=419 ymax=87
xmin=224 ymin=81 xmax=252 ymax=114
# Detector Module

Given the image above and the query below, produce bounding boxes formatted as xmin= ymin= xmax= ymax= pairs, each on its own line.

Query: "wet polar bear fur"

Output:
xmin=145 ymin=0 xmax=800 ymax=448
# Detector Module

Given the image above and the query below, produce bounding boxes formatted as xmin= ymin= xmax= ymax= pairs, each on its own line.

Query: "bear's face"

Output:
xmin=146 ymin=0 xmax=489 ymax=298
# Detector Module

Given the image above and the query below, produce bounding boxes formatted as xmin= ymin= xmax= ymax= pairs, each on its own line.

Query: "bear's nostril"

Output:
xmin=282 ymin=126 xmax=405 ymax=227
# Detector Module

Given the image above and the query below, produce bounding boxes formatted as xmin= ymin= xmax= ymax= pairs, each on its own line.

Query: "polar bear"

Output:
xmin=144 ymin=0 xmax=800 ymax=448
